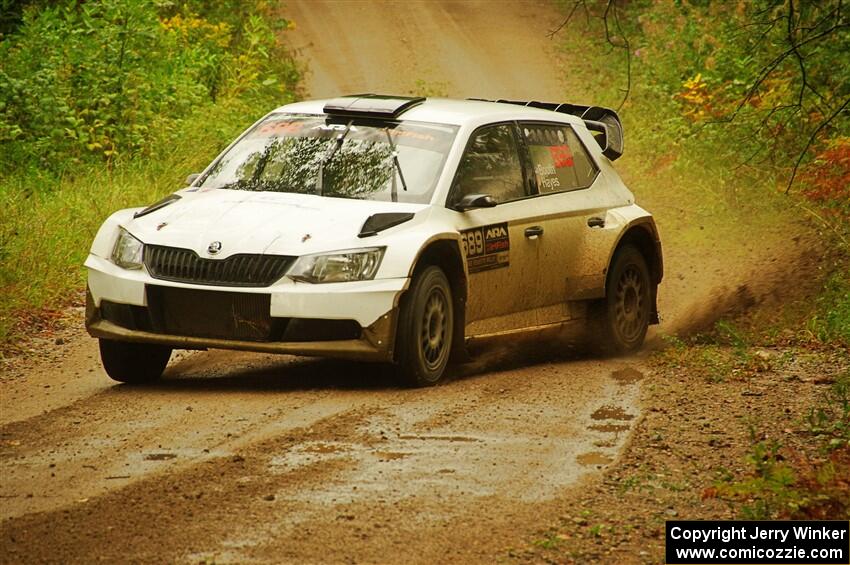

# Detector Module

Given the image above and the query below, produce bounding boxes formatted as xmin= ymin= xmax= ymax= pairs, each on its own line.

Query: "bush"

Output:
xmin=0 ymin=0 xmax=299 ymax=346
xmin=0 ymin=0 xmax=295 ymax=178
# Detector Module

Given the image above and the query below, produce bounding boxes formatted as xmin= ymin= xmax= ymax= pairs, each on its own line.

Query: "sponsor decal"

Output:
xmin=254 ymin=119 xmax=306 ymax=137
xmin=460 ymin=222 xmax=510 ymax=273
xmin=535 ymin=162 xmax=561 ymax=190
xmin=389 ymin=129 xmax=436 ymax=142
xmin=549 ymin=144 xmax=574 ymax=168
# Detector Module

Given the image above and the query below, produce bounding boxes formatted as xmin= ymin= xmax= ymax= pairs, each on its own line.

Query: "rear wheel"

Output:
xmin=396 ymin=266 xmax=454 ymax=387
xmin=591 ymin=245 xmax=652 ymax=354
xmin=99 ymin=339 xmax=172 ymax=384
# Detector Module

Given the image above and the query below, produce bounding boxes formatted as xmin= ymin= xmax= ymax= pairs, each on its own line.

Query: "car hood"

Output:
xmin=127 ymin=189 xmax=428 ymax=257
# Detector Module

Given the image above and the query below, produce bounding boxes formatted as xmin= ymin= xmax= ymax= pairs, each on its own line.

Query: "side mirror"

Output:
xmin=455 ymin=193 xmax=497 ymax=212
xmin=186 ymin=173 xmax=201 ymax=186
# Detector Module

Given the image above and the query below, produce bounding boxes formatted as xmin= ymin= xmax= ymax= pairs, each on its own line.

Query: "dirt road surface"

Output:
xmin=0 ymin=2 xmax=804 ymax=563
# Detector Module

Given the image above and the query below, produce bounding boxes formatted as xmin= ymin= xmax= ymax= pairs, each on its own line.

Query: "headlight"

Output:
xmin=287 ymin=247 xmax=385 ymax=284
xmin=111 ymin=227 xmax=144 ymax=269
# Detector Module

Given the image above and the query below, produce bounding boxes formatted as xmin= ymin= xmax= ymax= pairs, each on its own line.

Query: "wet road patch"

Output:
xmin=591 ymin=405 xmax=635 ymax=421
xmin=576 ymin=452 xmax=614 ymax=466
xmin=610 ymin=367 xmax=644 ymax=385
xmin=144 ymin=453 xmax=177 ymax=461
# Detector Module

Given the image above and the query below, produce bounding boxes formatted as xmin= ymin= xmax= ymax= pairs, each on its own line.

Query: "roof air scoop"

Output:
xmin=324 ymin=94 xmax=426 ymax=119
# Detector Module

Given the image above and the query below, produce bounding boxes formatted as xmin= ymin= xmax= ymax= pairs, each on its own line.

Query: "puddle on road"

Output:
xmin=611 ymin=367 xmax=644 ymax=385
xmin=577 ymin=452 xmax=614 ymax=466
xmin=143 ymin=453 xmax=177 ymax=461
xmin=255 ymin=364 xmax=646 ymax=513
xmin=590 ymin=405 xmax=635 ymax=421
xmin=268 ymin=426 xmax=609 ymax=505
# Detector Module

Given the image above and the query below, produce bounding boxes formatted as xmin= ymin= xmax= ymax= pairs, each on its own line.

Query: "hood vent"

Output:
xmin=358 ymin=212 xmax=415 ymax=238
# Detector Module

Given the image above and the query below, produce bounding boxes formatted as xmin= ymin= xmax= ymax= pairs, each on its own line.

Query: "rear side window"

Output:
xmin=452 ymin=124 xmax=526 ymax=204
xmin=521 ymin=123 xmax=598 ymax=193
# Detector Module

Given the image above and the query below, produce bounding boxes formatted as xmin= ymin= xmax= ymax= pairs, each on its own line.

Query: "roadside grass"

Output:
xmin=0 ymin=96 xmax=296 ymax=351
xmin=0 ymin=1 xmax=301 ymax=353
xmin=807 ymin=270 xmax=850 ymax=345
xmin=807 ymin=371 xmax=850 ymax=450
xmin=409 ymin=78 xmax=450 ymax=98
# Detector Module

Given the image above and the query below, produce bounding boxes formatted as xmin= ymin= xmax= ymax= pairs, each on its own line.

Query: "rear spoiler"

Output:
xmin=469 ymin=98 xmax=624 ymax=161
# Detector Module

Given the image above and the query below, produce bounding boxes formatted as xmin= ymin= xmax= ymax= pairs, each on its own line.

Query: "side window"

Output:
xmin=521 ymin=123 xmax=598 ymax=193
xmin=453 ymin=124 xmax=526 ymax=204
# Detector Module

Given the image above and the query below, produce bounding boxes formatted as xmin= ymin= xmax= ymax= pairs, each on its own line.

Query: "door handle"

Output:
xmin=587 ymin=216 xmax=605 ymax=228
xmin=524 ymin=226 xmax=544 ymax=238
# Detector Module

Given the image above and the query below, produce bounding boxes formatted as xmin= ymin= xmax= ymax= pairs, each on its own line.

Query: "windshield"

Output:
xmin=198 ymin=113 xmax=459 ymax=204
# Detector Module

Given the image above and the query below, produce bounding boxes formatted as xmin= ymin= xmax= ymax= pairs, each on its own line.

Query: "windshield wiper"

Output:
xmin=315 ymin=121 xmax=353 ymax=196
xmin=384 ymin=128 xmax=408 ymax=203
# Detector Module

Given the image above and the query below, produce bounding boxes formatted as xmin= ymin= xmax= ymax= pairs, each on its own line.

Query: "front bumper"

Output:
xmin=84 ymin=254 xmax=406 ymax=362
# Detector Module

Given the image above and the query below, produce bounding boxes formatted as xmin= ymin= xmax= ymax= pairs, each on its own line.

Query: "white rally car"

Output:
xmin=85 ymin=95 xmax=662 ymax=386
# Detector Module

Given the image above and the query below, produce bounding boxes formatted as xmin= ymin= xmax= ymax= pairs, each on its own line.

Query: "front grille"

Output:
xmin=144 ymin=245 xmax=294 ymax=287
xmin=147 ymin=286 xmax=276 ymax=341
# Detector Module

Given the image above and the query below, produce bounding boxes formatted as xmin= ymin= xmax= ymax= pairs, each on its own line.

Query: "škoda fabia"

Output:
xmin=86 ymin=94 xmax=663 ymax=386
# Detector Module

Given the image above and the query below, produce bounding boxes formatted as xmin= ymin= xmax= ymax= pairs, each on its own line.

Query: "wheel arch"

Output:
xmin=404 ymin=236 xmax=469 ymax=361
xmin=607 ymin=220 xmax=663 ymax=324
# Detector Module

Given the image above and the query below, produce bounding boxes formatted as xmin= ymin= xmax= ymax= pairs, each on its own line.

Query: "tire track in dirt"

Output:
xmin=2 ymin=350 xmax=645 ymax=563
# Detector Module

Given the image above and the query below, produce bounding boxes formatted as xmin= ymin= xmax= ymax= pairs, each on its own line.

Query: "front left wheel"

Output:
xmin=99 ymin=339 xmax=172 ymax=384
xmin=395 ymin=265 xmax=454 ymax=387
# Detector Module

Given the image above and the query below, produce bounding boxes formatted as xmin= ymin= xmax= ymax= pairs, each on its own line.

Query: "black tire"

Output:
xmin=395 ymin=265 xmax=454 ymax=387
xmin=591 ymin=245 xmax=652 ymax=354
xmin=99 ymin=339 xmax=171 ymax=384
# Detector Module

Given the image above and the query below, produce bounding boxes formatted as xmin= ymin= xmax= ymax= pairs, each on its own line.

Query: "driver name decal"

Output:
xmin=461 ymin=222 xmax=510 ymax=273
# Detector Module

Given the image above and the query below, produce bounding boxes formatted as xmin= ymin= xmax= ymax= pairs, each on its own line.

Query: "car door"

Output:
xmin=449 ymin=122 xmax=544 ymax=336
xmin=517 ymin=121 xmax=608 ymax=325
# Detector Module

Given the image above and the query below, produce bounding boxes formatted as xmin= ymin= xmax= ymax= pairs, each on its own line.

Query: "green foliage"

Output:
xmin=556 ymin=0 xmax=848 ymax=346
xmin=720 ymin=436 xmax=800 ymax=520
xmin=0 ymin=0 xmax=295 ymax=176
xmin=613 ymin=1 xmax=850 ymax=166
xmin=807 ymin=269 xmax=850 ymax=345
xmin=654 ymin=332 xmax=775 ymax=383
xmin=0 ymin=0 xmax=299 ymax=345
xmin=410 ymin=78 xmax=449 ymax=98
xmin=806 ymin=370 xmax=850 ymax=450
xmin=715 ymin=374 xmax=850 ymax=520
xmin=715 ymin=320 xmax=749 ymax=351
